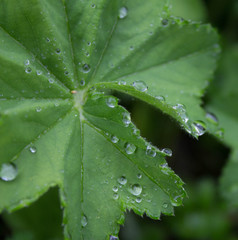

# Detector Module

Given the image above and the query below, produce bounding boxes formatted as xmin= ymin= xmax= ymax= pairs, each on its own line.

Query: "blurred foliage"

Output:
xmin=1 ymin=0 xmax=238 ymax=239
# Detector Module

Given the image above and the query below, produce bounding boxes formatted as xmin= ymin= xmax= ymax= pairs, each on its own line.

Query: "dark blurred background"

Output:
xmin=1 ymin=0 xmax=238 ymax=239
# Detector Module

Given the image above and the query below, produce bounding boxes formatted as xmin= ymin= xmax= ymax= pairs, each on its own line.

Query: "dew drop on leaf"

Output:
xmin=206 ymin=112 xmax=218 ymax=125
xmin=137 ymin=173 xmax=142 ymax=179
xmin=48 ymin=78 xmax=54 ymax=84
xmin=146 ymin=145 xmax=156 ymax=157
xmin=91 ymin=4 xmax=95 ymax=8
xmin=64 ymin=71 xmax=69 ymax=76
xmin=110 ymin=235 xmax=118 ymax=240
xmin=113 ymin=193 xmax=118 ymax=200
xmin=215 ymin=128 xmax=224 ymax=138
xmin=192 ymin=120 xmax=207 ymax=136
xmin=122 ymin=112 xmax=131 ymax=127
xmin=118 ymin=7 xmax=128 ymax=19
xmin=132 ymin=80 xmax=148 ymax=92
xmin=125 ymin=143 xmax=136 ymax=154
xmin=80 ymin=80 xmax=85 ymax=86
xmin=112 ymin=186 xmax=118 ymax=192
xmin=161 ymin=148 xmax=172 ymax=157
xmin=24 ymin=59 xmax=30 ymax=66
xmin=161 ymin=19 xmax=169 ymax=26
xmin=130 ymin=184 xmax=142 ymax=196
xmin=117 ymin=176 xmax=127 ymax=185
xmin=106 ymin=97 xmax=117 ymax=108
xmin=25 ymin=67 xmax=32 ymax=74
xmin=81 ymin=215 xmax=88 ymax=227
xmin=36 ymin=70 xmax=42 ymax=76
xmin=0 ymin=163 xmax=18 ymax=181
xmin=29 ymin=146 xmax=37 ymax=154
xmin=81 ymin=64 xmax=91 ymax=73
xmin=35 ymin=106 xmax=42 ymax=112
xmin=118 ymin=80 xmax=126 ymax=85
xmin=55 ymin=48 xmax=61 ymax=54
xmin=111 ymin=135 xmax=119 ymax=143
xmin=163 ymin=202 xmax=168 ymax=208
xmin=156 ymin=95 xmax=165 ymax=103
xmin=136 ymin=197 xmax=142 ymax=203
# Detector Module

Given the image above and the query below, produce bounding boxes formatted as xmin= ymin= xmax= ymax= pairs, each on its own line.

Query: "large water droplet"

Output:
xmin=81 ymin=64 xmax=91 ymax=73
xmin=29 ymin=146 xmax=37 ymax=154
xmin=106 ymin=97 xmax=117 ymax=108
xmin=117 ymin=176 xmax=127 ymax=185
xmin=206 ymin=112 xmax=218 ymax=125
xmin=132 ymin=81 xmax=148 ymax=92
xmin=161 ymin=148 xmax=172 ymax=157
xmin=192 ymin=120 xmax=206 ymax=136
xmin=118 ymin=7 xmax=128 ymax=19
xmin=130 ymin=184 xmax=142 ymax=196
xmin=0 ymin=163 xmax=18 ymax=181
xmin=125 ymin=143 xmax=136 ymax=154
xmin=81 ymin=215 xmax=88 ymax=227
xmin=122 ymin=112 xmax=131 ymax=127
xmin=146 ymin=145 xmax=156 ymax=157
xmin=111 ymin=135 xmax=119 ymax=143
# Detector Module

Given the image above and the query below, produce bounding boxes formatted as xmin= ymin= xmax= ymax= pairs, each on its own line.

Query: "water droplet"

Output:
xmin=156 ymin=95 xmax=165 ymax=103
xmin=24 ymin=59 xmax=30 ymax=66
xmin=64 ymin=71 xmax=69 ymax=76
xmin=206 ymin=112 xmax=218 ymax=125
xmin=35 ymin=107 xmax=42 ymax=112
xmin=46 ymin=37 xmax=50 ymax=42
xmin=136 ymin=197 xmax=142 ymax=203
xmin=129 ymin=46 xmax=134 ymax=50
xmin=132 ymin=81 xmax=148 ymax=92
xmin=137 ymin=173 xmax=142 ymax=179
xmin=122 ymin=112 xmax=131 ymax=127
xmin=215 ymin=128 xmax=224 ymax=138
xmin=91 ymin=4 xmax=95 ymax=8
xmin=48 ymin=78 xmax=54 ymax=84
xmin=162 ymin=19 xmax=169 ymax=26
xmin=133 ymin=127 xmax=140 ymax=136
xmin=161 ymin=148 xmax=172 ymax=157
xmin=29 ymin=146 xmax=37 ymax=154
xmin=110 ymin=236 xmax=118 ymax=240
xmin=81 ymin=64 xmax=91 ymax=73
xmin=55 ymin=48 xmax=61 ymax=54
xmin=117 ymin=176 xmax=127 ymax=185
xmin=81 ymin=215 xmax=88 ymax=227
xmin=112 ymin=186 xmax=118 ymax=192
xmin=111 ymin=135 xmax=119 ymax=143
xmin=36 ymin=70 xmax=42 ymax=76
xmin=125 ymin=143 xmax=136 ymax=154
xmin=146 ymin=145 xmax=156 ymax=157
xmin=130 ymin=184 xmax=142 ymax=196
xmin=80 ymin=80 xmax=85 ymax=86
xmin=25 ymin=67 xmax=32 ymax=74
xmin=118 ymin=80 xmax=126 ymax=85
xmin=106 ymin=97 xmax=117 ymax=108
xmin=192 ymin=120 xmax=206 ymax=136
xmin=0 ymin=163 xmax=18 ymax=181
xmin=118 ymin=7 xmax=128 ymax=19
xmin=113 ymin=193 xmax=119 ymax=200
xmin=87 ymin=42 xmax=91 ymax=46
xmin=163 ymin=202 xmax=168 ymax=208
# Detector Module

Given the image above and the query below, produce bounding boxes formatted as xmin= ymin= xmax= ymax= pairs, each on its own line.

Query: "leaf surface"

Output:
xmin=0 ymin=0 xmax=219 ymax=239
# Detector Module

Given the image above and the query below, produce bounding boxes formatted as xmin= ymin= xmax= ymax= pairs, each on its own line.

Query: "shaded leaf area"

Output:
xmin=0 ymin=0 xmax=220 ymax=239
xmin=205 ymin=45 xmax=238 ymax=206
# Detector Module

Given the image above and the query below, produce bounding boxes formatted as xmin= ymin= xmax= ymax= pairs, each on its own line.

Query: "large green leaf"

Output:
xmin=0 ymin=0 xmax=219 ymax=239
xmin=206 ymin=45 xmax=238 ymax=205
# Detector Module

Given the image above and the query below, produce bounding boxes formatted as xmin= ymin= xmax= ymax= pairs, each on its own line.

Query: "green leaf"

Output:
xmin=0 ymin=0 xmax=219 ymax=239
xmin=205 ymin=45 xmax=238 ymax=205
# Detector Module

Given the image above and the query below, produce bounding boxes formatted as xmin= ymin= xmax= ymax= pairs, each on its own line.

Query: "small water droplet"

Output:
xmin=113 ymin=193 xmax=118 ymax=200
xmin=118 ymin=7 xmax=128 ymax=19
xmin=129 ymin=46 xmax=134 ymax=50
xmin=111 ymin=135 xmax=119 ymax=143
xmin=87 ymin=42 xmax=91 ymax=46
xmin=161 ymin=148 xmax=172 ymax=157
xmin=36 ymin=70 xmax=42 ymax=76
xmin=81 ymin=215 xmax=88 ymax=227
xmin=192 ymin=120 xmax=206 ymax=136
xmin=130 ymin=184 xmax=142 ymax=196
xmin=46 ymin=37 xmax=50 ymax=42
xmin=136 ymin=197 xmax=142 ymax=203
xmin=112 ymin=186 xmax=118 ymax=192
xmin=55 ymin=48 xmax=61 ymax=54
xmin=162 ymin=19 xmax=169 ymax=26
xmin=81 ymin=64 xmax=91 ymax=73
xmin=35 ymin=106 xmax=42 ymax=112
xmin=29 ymin=146 xmax=37 ymax=154
xmin=118 ymin=80 xmax=126 ymax=85
xmin=106 ymin=97 xmax=117 ymax=108
xmin=146 ymin=145 xmax=156 ymax=157
xmin=132 ymin=81 xmax=148 ymax=92
xmin=125 ymin=143 xmax=136 ymax=154
xmin=122 ymin=112 xmax=131 ymax=127
xmin=48 ymin=78 xmax=54 ymax=84
xmin=64 ymin=71 xmax=69 ymax=76
xmin=24 ymin=59 xmax=30 ymax=66
xmin=91 ymin=4 xmax=95 ymax=8
xmin=133 ymin=127 xmax=140 ymax=136
xmin=163 ymin=202 xmax=168 ymax=208
xmin=215 ymin=128 xmax=224 ymax=138
xmin=206 ymin=112 xmax=218 ymax=125
xmin=0 ymin=163 xmax=18 ymax=181
xmin=137 ymin=173 xmax=142 ymax=179
xmin=117 ymin=176 xmax=127 ymax=185
xmin=25 ymin=67 xmax=32 ymax=74
xmin=156 ymin=95 xmax=165 ymax=103
xmin=80 ymin=80 xmax=85 ymax=86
